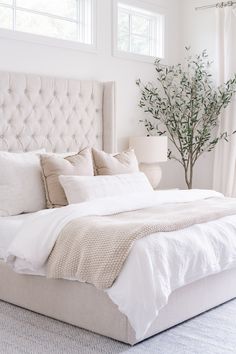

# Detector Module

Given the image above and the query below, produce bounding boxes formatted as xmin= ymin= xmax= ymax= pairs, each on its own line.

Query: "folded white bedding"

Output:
xmin=0 ymin=213 xmax=34 ymax=259
xmin=4 ymin=189 xmax=236 ymax=340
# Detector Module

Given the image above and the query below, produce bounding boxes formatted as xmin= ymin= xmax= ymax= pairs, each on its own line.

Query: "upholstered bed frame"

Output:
xmin=0 ymin=71 xmax=236 ymax=345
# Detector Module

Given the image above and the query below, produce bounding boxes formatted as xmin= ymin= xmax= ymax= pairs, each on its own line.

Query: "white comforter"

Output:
xmin=5 ymin=189 xmax=236 ymax=340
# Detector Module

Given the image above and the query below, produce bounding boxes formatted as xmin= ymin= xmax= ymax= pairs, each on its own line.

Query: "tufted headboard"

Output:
xmin=0 ymin=72 xmax=116 ymax=153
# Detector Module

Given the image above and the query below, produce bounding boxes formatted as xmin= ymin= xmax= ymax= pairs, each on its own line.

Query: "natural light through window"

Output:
xmin=117 ymin=2 xmax=164 ymax=59
xmin=0 ymin=0 xmax=94 ymax=45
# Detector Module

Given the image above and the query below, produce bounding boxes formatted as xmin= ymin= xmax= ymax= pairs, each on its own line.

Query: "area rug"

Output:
xmin=0 ymin=299 xmax=236 ymax=353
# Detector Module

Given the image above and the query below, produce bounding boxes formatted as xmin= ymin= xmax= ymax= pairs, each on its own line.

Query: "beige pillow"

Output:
xmin=92 ymin=148 xmax=139 ymax=175
xmin=41 ymin=148 xmax=94 ymax=208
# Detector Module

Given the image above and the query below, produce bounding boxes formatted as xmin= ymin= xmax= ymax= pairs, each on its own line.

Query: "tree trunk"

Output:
xmin=184 ymin=165 xmax=193 ymax=189
xmin=187 ymin=179 xmax=192 ymax=189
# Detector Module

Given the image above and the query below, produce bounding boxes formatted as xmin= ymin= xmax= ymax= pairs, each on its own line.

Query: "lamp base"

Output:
xmin=139 ymin=163 xmax=162 ymax=190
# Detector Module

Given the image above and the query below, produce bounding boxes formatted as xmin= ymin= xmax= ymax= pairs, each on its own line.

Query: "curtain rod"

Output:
xmin=195 ymin=1 xmax=236 ymax=11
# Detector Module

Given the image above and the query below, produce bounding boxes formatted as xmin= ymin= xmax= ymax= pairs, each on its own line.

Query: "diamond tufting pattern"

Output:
xmin=0 ymin=72 xmax=115 ymax=153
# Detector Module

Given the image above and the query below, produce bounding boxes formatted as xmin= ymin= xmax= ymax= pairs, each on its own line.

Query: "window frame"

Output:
xmin=113 ymin=0 xmax=165 ymax=63
xmin=0 ymin=0 xmax=97 ymax=53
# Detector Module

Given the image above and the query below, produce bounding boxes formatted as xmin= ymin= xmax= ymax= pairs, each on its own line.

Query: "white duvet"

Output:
xmin=5 ymin=189 xmax=236 ymax=340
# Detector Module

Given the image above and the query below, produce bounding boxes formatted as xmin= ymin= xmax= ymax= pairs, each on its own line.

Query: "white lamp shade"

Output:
xmin=129 ymin=136 xmax=168 ymax=163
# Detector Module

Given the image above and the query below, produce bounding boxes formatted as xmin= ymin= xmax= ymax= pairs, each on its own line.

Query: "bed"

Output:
xmin=0 ymin=71 xmax=236 ymax=346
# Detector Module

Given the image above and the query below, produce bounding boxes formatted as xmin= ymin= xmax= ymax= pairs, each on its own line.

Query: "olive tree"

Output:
xmin=136 ymin=48 xmax=236 ymax=189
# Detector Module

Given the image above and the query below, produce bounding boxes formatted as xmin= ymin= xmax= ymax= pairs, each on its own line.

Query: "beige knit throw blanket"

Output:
xmin=47 ymin=197 xmax=236 ymax=289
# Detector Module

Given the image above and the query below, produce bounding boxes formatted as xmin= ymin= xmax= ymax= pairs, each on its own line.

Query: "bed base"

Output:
xmin=0 ymin=261 xmax=235 ymax=345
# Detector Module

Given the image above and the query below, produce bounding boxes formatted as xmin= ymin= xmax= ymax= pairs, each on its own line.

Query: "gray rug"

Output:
xmin=0 ymin=299 xmax=236 ymax=354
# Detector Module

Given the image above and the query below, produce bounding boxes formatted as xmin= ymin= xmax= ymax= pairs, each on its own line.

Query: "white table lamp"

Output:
xmin=129 ymin=136 xmax=168 ymax=189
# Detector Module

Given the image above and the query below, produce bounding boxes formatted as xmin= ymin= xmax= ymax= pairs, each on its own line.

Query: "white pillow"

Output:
xmin=0 ymin=150 xmax=46 ymax=216
xmin=59 ymin=172 xmax=153 ymax=204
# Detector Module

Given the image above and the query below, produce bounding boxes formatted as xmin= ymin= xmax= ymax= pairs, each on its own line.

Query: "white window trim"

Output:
xmin=112 ymin=0 xmax=165 ymax=64
xmin=0 ymin=0 xmax=97 ymax=53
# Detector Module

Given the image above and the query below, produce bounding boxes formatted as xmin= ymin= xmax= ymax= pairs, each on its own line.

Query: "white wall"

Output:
xmin=0 ymin=0 xmax=186 ymax=188
xmin=181 ymin=0 xmax=217 ymax=59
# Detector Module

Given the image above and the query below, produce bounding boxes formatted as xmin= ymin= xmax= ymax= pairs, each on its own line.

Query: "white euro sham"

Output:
xmin=59 ymin=172 xmax=153 ymax=204
xmin=0 ymin=150 xmax=46 ymax=216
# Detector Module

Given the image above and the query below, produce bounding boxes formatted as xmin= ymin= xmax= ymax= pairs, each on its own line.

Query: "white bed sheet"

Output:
xmin=2 ymin=190 xmax=236 ymax=340
xmin=0 ymin=213 xmax=34 ymax=259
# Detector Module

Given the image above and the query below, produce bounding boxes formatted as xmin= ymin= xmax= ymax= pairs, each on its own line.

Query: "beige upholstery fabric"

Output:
xmin=1 ymin=261 xmax=236 ymax=345
xmin=0 ymin=261 xmax=130 ymax=344
xmin=0 ymin=72 xmax=116 ymax=153
xmin=92 ymin=149 xmax=139 ymax=175
xmin=41 ymin=149 xmax=94 ymax=208
xmin=47 ymin=197 xmax=236 ymax=289
xmin=103 ymin=82 xmax=116 ymax=153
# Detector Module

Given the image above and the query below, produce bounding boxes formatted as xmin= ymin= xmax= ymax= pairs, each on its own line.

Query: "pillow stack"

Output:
xmin=59 ymin=148 xmax=152 ymax=204
xmin=0 ymin=146 xmax=151 ymax=216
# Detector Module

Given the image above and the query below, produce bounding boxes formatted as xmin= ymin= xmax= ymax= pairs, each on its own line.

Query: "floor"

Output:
xmin=0 ymin=299 xmax=236 ymax=354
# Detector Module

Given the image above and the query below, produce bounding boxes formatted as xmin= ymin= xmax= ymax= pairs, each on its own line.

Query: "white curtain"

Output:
xmin=213 ymin=5 xmax=236 ymax=196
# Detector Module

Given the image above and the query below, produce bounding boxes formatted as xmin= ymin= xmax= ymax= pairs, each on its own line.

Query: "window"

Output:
xmin=0 ymin=0 xmax=94 ymax=46
xmin=116 ymin=1 xmax=164 ymax=60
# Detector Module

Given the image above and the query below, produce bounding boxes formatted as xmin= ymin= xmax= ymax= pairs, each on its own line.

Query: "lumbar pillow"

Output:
xmin=41 ymin=148 xmax=94 ymax=208
xmin=59 ymin=172 xmax=153 ymax=204
xmin=92 ymin=148 xmax=139 ymax=175
xmin=0 ymin=150 xmax=46 ymax=216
